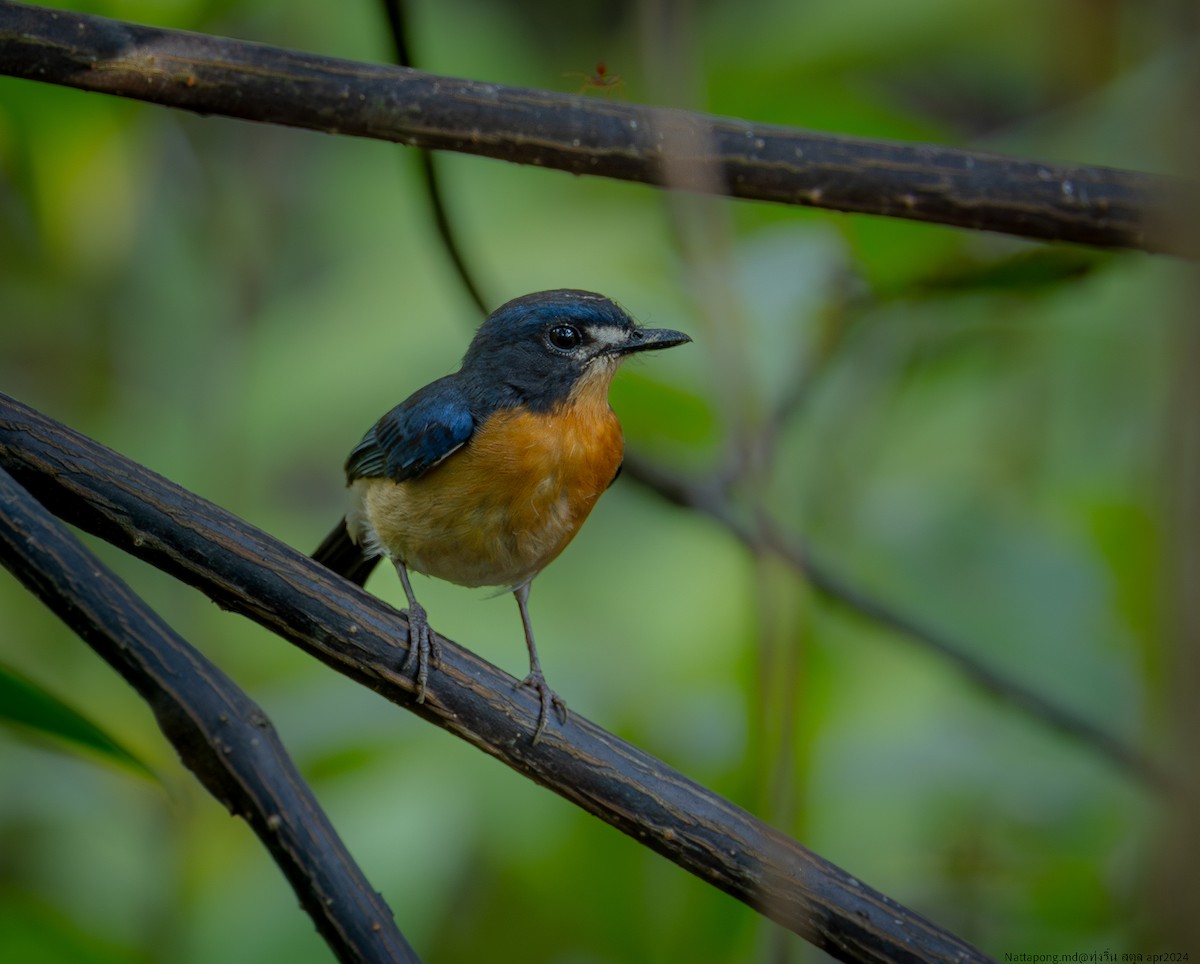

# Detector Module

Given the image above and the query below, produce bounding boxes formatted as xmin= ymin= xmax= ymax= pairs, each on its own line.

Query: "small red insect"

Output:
xmin=563 ymin=62 xmax=624 ymax=96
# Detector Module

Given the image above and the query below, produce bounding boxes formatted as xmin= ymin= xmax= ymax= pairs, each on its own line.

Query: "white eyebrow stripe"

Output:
xmin=589 ymin=326 xmax=628 ymax=349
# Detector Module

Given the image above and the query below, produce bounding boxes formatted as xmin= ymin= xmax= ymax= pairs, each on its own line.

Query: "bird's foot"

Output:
xmin=519 ymin=668 xmax=568 ymax=745
xmin=401 ymin=602 xmax=439 ymax=703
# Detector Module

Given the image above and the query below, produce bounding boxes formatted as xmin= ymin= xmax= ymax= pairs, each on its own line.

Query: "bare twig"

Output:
xmin=620 ymin=452 xmax=1170 ymax=792
xmin=0 ymin=466 xmax=419 ymax=964
xmin=0 ymin=392 xmax=993 ymax=964
xmin=0 ymin=0 xmax=1184 ymax=254
xmin=378 ymin=0 xmax=490 ymax=315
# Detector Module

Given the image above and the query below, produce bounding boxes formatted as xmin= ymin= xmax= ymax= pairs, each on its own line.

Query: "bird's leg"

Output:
xmin=395 ymin=560 xmax=438 ymax=703
xmin=513 ymin=582 xmax=567 ymax=744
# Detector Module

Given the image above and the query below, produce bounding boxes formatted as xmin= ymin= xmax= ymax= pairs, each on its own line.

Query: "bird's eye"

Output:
xmin=547 ymin=324 xmax=583 ymax=351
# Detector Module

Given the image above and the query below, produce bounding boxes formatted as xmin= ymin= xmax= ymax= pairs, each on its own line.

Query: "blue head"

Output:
xmin=460 ymin=289 xmax=690 ymax=412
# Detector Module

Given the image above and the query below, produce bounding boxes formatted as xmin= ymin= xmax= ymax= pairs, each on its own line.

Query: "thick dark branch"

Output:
xmin=620 ymin=453 xmax=1170 ymax=791
xmin=0 ymin=0 xmax=1183 ymax=254
xmin=0 ymin=392 xmax=992 ymax=963
xmin=0 ymin=467 xmax=418 ymax=964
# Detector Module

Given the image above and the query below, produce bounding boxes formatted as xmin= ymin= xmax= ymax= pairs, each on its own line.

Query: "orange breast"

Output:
xmin=354 ymin=386 xmax=624 ymax=589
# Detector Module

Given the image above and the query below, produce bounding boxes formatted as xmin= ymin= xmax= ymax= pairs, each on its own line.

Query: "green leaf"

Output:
xmin=611 ymin=369 xmax=718 ymax=452
xmin=0 ymin=662 xmax=157 ymax=781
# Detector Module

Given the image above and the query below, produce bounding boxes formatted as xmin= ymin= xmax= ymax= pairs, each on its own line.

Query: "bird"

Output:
xmin=313 ymin=289 xmax=691 ymax=742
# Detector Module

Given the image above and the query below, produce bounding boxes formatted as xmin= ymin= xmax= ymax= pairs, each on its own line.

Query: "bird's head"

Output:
xmin=461 ymin=289 xmax=691 ymax=412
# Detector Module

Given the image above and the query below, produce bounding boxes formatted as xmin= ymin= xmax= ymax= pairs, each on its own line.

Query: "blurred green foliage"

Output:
xmin=0 ymin=663 xmax=156 ymax=779
xmin=0 ymin=0 xmax=1191 ymax=961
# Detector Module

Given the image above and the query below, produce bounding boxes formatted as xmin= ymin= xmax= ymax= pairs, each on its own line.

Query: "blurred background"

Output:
xmin=0 ymin=0 xmax=1195 ymax=961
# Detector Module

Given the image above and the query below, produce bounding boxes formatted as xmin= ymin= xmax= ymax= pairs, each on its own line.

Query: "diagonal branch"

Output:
xmin=0 ymin=392 xmax=993 ymax=963
xmin=620 ymin=452 xmax=1170 ymax=792
xmin=0 ymin=466 xmax=419 ymax=964
xmin=0 ymin=0 xmax=1185 ymax=254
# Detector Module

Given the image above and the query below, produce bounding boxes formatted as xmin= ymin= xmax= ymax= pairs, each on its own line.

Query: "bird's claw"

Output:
xmin=520 ymin=669 xmax=568 ymax=745
xmin=401 ymin=603 xmax=439 ymax=703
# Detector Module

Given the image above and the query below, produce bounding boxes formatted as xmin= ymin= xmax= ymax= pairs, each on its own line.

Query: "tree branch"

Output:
xmin=620 ymin=452 xmax=1170 ymax=792
xmin=0 ymin=392 xmax=993 ymax=963
xmin=377 ymin=0 xmax=490 ymax=315
xmin=0 ymin=0 xmax=1184 ymax=254
xmin=0 ymin=466 xmax=419 ymax=964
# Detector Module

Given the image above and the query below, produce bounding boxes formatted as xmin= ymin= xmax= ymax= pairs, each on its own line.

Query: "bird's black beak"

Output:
xmin=617 ymin=326 xmax=692 ymax=355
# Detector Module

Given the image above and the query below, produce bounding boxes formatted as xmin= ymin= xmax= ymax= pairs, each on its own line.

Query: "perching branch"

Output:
xmin=0 ymin=0 xmax=1185 ymax=255
xmin=620 ymin=452 xmax=1170 ymax=792
xmin=0 ymin=466 xmax=419 ymax=964
xmin=0 ymin=392 xmax=993 ymax=964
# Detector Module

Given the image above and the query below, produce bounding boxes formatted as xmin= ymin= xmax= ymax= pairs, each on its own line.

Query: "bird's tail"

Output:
xmin=313 ymin=518 xmax=380 ymax=587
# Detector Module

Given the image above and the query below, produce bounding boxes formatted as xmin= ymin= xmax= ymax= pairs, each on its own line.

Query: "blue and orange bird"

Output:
xmin=313 ymin=289 xmax=690 ymax=742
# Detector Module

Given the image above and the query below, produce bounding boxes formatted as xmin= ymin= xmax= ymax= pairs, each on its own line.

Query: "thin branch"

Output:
xmin=619 ymin=452 xmax=1171 ymax=792
xmin=0 ymin=466 xmax=419 ymax=964
xmin=0 ymin=392 xmax=993 ymax=963
xmin=378 ymin=0 xmax=490 ymax=315
xmin=0 ymin=0 xmax=1185 ymax=255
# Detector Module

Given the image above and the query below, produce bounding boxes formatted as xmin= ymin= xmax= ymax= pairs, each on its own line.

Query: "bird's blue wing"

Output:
xmin=344 ymin=375 xmax=475 ymax=483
